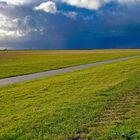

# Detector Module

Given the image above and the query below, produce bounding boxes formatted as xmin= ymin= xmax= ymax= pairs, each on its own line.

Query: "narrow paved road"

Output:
xmin=0 ymin=55 xmax=139 ymax=86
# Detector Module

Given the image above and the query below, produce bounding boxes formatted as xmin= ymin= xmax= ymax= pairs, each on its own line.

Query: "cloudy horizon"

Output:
xmin=0 ymin=0 xmax=140 ymax=50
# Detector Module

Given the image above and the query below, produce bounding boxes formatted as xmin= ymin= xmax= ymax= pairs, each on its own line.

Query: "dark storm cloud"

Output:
xmin=0 ymin=0 xmax=140 ymax=50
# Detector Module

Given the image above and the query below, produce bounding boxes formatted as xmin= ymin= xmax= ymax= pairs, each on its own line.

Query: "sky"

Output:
xmin=0 ymin=0 xmax=140 ymax=50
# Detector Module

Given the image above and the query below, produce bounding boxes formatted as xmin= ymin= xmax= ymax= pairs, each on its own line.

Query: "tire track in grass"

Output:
xmin=73 ymin=85 xmax=140 ymax=140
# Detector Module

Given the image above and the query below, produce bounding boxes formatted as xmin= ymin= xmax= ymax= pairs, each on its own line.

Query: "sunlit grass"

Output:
xmin=0 ymin=57 xmax=140 ymax=139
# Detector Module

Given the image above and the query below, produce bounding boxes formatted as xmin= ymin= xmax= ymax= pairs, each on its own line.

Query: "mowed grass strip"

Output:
xmin=0 ymin=49 xmax=140 ymax=79
xmin=77 ymin=76 xmax=140 ymax=140
xmin=0 ymin=57 xmax=140 ymax=139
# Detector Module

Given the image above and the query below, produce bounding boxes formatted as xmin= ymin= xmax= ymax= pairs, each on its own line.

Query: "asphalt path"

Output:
xmin=0 ymin=55 xmax=139 ymax=86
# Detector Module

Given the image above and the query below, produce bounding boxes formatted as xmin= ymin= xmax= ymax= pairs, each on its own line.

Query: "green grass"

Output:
xmin=0 ymin=49 xmax=140 ymax=79
xmin=0 ymin=57 xmax=140 ymax=140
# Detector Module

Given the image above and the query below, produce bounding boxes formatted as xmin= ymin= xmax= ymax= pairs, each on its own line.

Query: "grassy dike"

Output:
xmin=0 ymin=49 xmax=140 ymax=79
xmin=0 ymin=57 xmax=140 ymax=139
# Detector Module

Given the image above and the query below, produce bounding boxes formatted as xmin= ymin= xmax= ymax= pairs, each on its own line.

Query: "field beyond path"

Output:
xmin=0 ymin=49 xmax=140 ymax=79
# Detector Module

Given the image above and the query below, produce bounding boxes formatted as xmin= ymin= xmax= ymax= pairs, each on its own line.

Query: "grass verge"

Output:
xmin=0 ymin=57 xmax=140 ymax=139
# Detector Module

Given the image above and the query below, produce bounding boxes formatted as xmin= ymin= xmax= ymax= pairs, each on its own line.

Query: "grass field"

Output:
xmin=0 ymin=49 xmax=140 ymax=79
xmin=0 ymin=56 xmax=140 ymax=140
